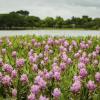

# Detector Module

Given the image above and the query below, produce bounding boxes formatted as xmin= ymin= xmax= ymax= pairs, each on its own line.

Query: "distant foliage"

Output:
xmin=0 ymin=10 xmax=100 ymax=29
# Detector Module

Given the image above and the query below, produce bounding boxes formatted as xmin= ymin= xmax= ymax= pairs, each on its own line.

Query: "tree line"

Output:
xmin=0 ymin=10 xmax=100 ymax=30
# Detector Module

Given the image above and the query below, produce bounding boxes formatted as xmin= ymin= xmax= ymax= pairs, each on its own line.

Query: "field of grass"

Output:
xmin=0 ymin=35 xmax=100 ymax=100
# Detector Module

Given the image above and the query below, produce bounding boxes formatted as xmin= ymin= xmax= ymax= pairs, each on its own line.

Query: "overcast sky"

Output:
xmin=0 ymin=0 xmax=100 ymax=19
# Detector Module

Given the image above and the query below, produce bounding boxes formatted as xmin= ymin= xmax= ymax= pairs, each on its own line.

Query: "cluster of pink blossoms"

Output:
xmin=0 ymin=37 xmax=99 ymax=99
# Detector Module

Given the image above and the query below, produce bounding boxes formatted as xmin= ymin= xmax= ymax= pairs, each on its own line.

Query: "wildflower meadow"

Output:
xmin=0 ymin=35 xmax=100 ymax=100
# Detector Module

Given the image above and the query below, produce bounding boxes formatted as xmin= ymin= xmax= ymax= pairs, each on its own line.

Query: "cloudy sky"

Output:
xmin=0 ymin=0 xmax=100 ymax=19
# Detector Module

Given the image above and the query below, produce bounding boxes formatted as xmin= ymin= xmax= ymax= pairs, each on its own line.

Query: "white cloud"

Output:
xmin=0 ymin=0 xmax=100 ymax=18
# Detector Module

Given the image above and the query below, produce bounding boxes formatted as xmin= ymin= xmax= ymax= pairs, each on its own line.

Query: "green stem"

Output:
xmin=17 ymin=70 xmax=21 ymax=100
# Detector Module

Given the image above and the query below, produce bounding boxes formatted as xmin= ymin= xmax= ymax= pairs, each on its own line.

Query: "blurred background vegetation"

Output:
xmin=0 ymin=10 xmax=100 ymax=30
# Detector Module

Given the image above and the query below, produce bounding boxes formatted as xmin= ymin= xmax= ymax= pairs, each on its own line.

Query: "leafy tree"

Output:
xmin=25 ymin=16 xmax=41 ymax=27
xmin=55 ymin=16 xmax=64 ymax=28
xmin=0 ymin=10 xmax=100 ymax=30
xmin=42 ymin=17 xmax=55 ymax=27
xmin=16 ymin=10 xmax=29 ymax=16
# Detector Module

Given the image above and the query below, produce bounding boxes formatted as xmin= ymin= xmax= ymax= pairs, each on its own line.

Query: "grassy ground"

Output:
xmin=0 ymin=27 xmax=100 ymax=30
